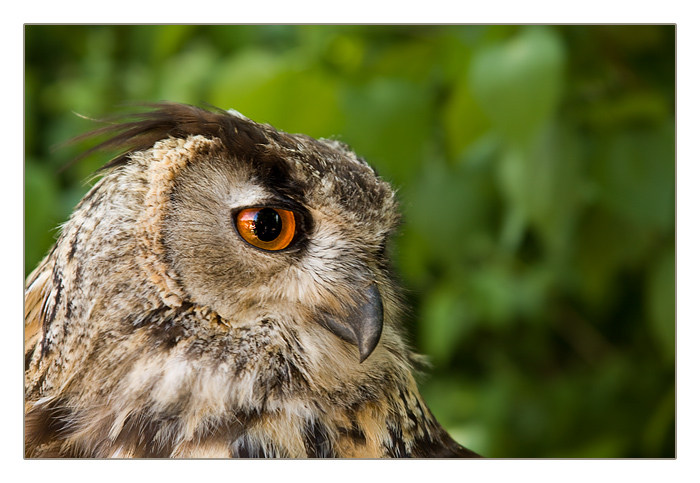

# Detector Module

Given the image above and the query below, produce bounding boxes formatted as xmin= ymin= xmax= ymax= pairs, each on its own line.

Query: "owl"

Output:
xmin=24 ymin=102 xmax=480 ymax=458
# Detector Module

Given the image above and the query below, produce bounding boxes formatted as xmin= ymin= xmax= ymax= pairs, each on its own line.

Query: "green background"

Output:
xmin=24 ymin=25 xmax=675 ymax=458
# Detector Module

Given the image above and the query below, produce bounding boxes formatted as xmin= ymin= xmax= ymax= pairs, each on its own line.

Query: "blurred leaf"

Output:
xmin=645 ymin=247 xmax=675 ymax=362
xmin=208 ymin=48 xmax=282 ymax=114
xmin=150 ymin=25 xmax=199 ymax=62
xmin=155 ymin=42 xmax=218 ymax=104
xmin=442 ymin=66 xmax=491 ymax=161
xmin=469 ymin=26 xmax=565 ymax=145
xmin=563 ymin=436 xmax=626 ymax=458
xmin=641 ymin=387 xmax=675 ymax=456
xmin=340 ymin=77 xmax=434 ymax=186
xmin=573 ymin=209 xmax=656 ymax=313
xmin=209 ymin=49 xmax=343 ymax=138
xmin=496 ymin=124 xmax=584 ymax=259
xmin=583 ymin=90 xmax=671 ymax=128
xmin=368 ymin=37 xmax=438 ymax=82
xmin=24 ymin=160 xmax=61 ymax=275
xmin=418 ymin=286 xmax=473 ymax=365
xmin=468 ymin=264 xmax=519 ymax=326
xmin=593 ymin=123 xmax=675 ymax=230
xmin=325 ymin=33 xmax=366 ymax=75
xmin=406 ymin=155 xmax=494 ymax=259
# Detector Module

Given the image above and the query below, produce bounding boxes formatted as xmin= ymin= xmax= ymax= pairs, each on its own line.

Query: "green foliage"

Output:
xmin=24 ymin=25 xmax=675 ymax=457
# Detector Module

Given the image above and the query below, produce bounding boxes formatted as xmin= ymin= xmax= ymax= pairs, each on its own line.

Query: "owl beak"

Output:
xmin=318 ymin=283 xmax=384 ymax=363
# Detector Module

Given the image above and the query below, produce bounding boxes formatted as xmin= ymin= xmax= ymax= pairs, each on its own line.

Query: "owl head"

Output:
xmin=29 ymin=103 xmax=408 ymax=376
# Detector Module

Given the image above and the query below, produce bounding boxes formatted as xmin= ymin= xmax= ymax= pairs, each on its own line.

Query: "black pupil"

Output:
xmin=253 ymin=208 xmax=282 ymax=242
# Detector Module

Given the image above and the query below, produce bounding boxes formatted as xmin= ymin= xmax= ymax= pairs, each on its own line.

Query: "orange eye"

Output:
xmin=235 ymin=207 xmax=296 ymax=251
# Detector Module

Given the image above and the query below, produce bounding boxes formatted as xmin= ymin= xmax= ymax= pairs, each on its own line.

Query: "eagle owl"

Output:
xmin=24 ymin=102 xmax=480 ymax=458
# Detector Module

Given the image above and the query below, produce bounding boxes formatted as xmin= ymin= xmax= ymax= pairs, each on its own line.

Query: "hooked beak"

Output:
xmin=318 ymin=283 xmax=384 ymax=363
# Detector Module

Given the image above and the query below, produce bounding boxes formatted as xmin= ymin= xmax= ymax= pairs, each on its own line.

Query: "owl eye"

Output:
xmin=234 ymin=207 xmax=296 ymax=251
